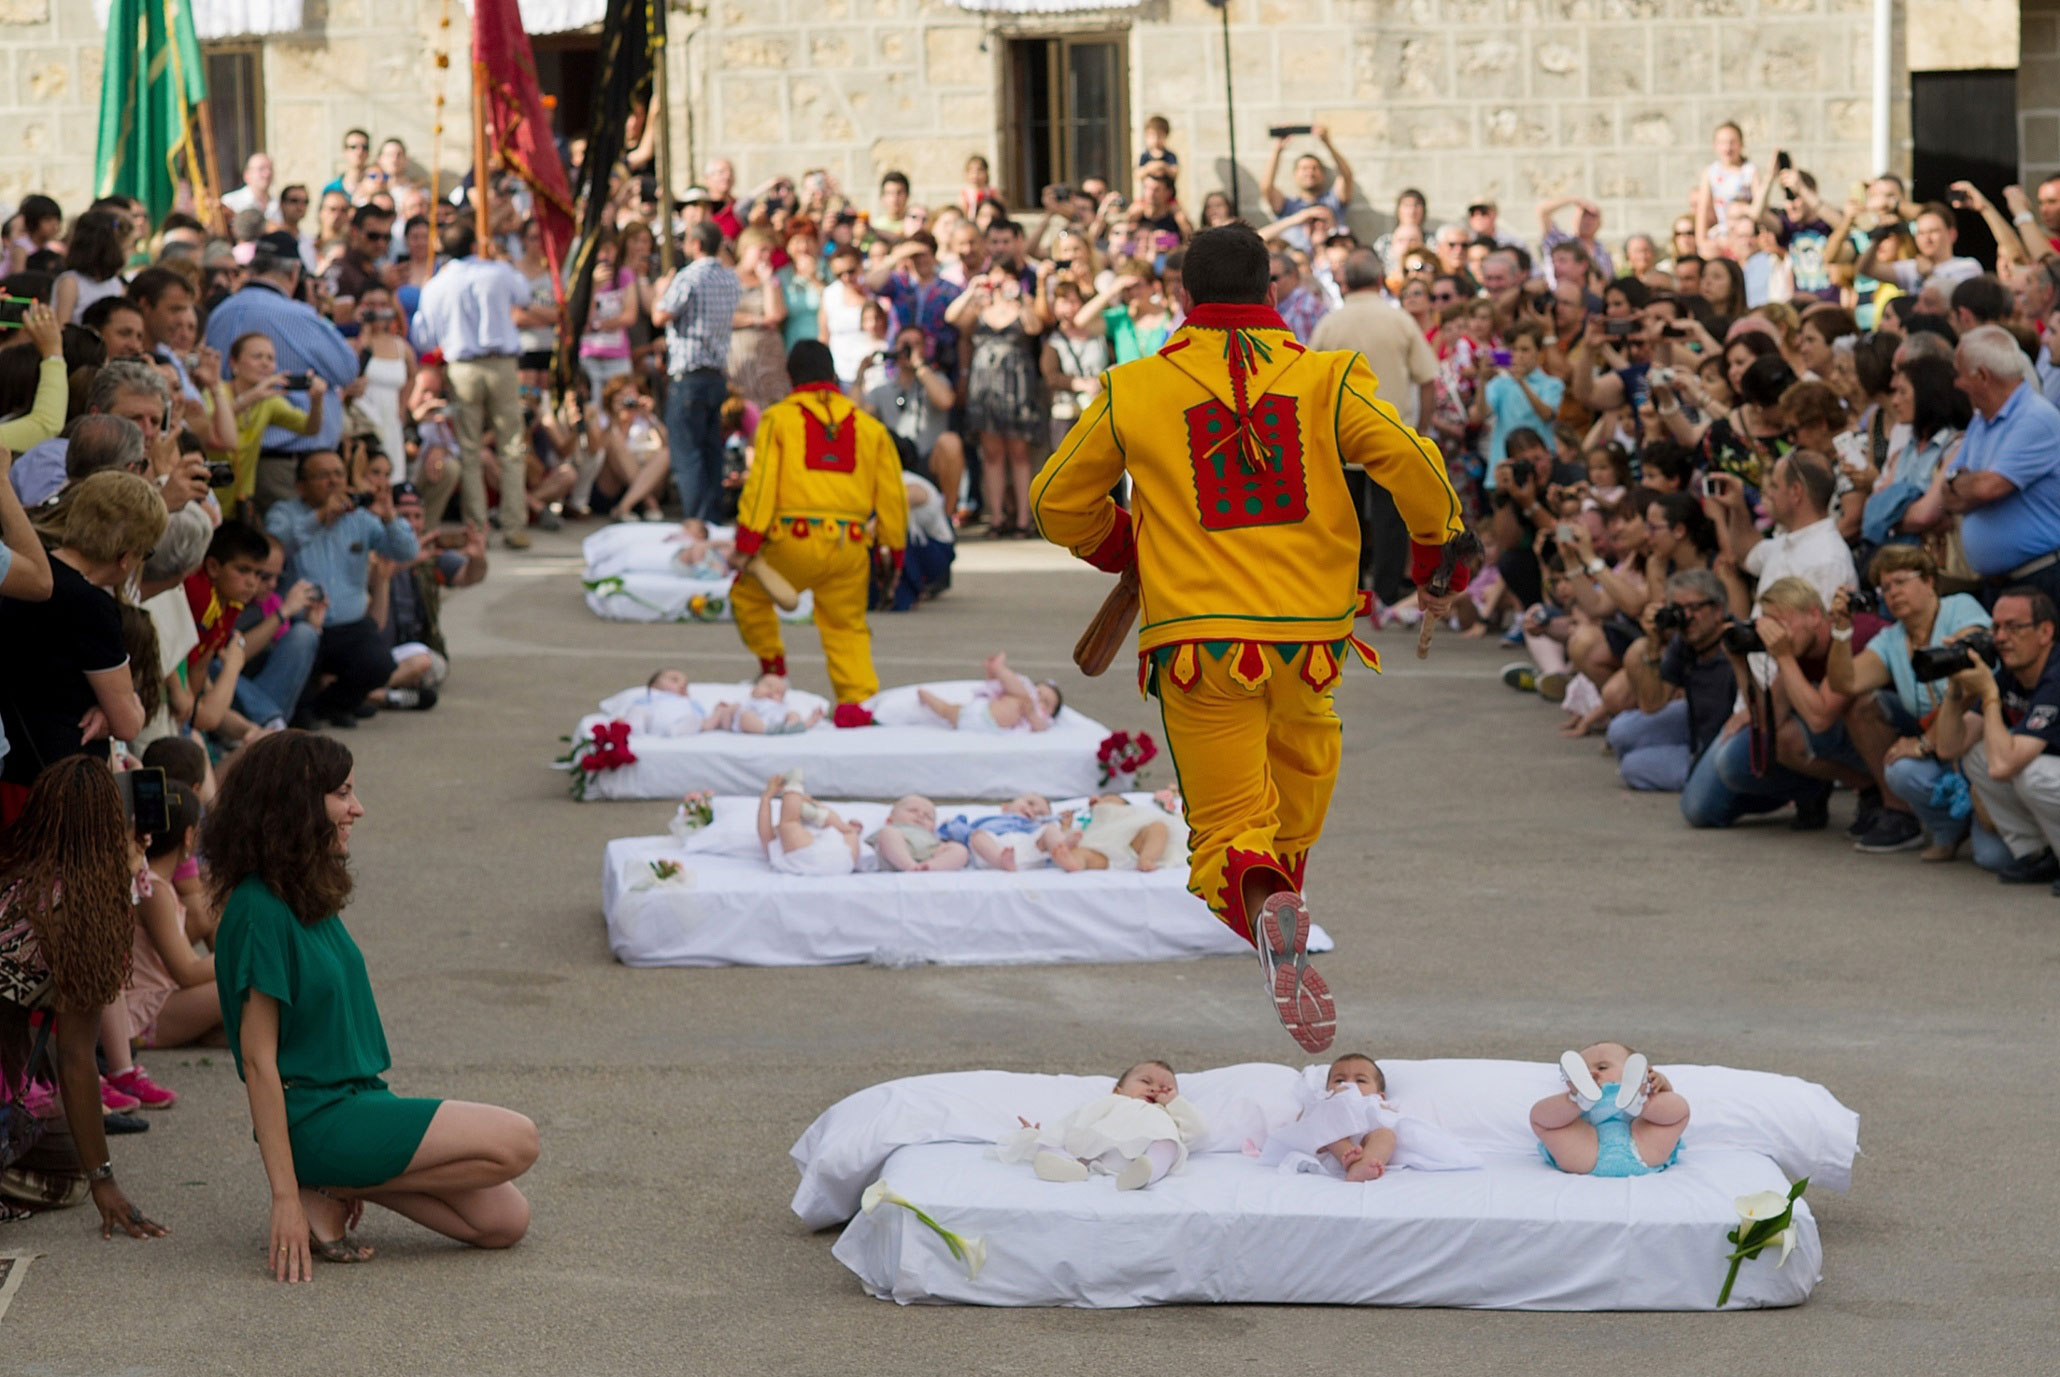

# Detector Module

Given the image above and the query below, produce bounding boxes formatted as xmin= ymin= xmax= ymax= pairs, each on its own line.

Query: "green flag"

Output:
xmin=96 ymin=0 xmax=209 ymax=223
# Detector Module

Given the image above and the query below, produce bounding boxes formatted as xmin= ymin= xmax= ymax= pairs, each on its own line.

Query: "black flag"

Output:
xmin=558 ymin=0 xmax=664 ymax=398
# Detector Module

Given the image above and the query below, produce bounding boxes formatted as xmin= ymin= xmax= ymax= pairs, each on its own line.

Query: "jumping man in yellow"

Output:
xmin=1032 ymin=224 xmax=1472 ymax=1052
xmin=730 ymin=341 xmax=909 ymax=726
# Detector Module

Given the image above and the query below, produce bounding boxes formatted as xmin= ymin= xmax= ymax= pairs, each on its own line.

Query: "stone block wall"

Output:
xmin=2022 ymin=0 xmax=2060 ymax=187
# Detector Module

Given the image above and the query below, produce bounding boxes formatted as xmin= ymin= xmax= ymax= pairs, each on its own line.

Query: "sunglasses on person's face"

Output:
xmin=346 ymin=140 xmax=370 ymax=152
xmin=1671 ymin=597 xmax=1717 ymax=613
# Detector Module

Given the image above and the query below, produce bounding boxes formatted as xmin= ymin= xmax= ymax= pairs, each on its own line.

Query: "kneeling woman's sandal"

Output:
xmin=309 ymin=1232 xmax=375 ymax=1263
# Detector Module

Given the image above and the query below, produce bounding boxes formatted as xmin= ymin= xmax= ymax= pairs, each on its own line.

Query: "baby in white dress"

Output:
xmin=995 ymin=1060 xmax=1207 ymax=1192
xmin=1053 ymin=794 xmax=1186 ymax=873
xmin=755 ymin=770 xmax=862 ymax=877
xmin=721 ymin=673 xmax=824 ymax=734
xmin=916 ymin=652 xmax=1062 ymax=733
xmin=620 ymin=669 xmax=723 ymax=736
xmin=1256 ymin=1053 xmax=1481 ymax=1180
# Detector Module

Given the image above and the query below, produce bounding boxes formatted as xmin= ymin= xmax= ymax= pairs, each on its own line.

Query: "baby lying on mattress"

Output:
xmin=939 ymin=794 xmax=1072 ymax=871
xmin=918 ymin=653 xmax=1062 ymax=734
xmin=1530 ymin=1041 xmax=1691 ymax=1178
xmin=1254 ymin=1054 xmax=1482 ymax=1180
xmin=996 ymin=1060 xmax=1206 ymax=1192
xmin=622 ymin=670 xmax=823 ymax=736
xmin=757 ymin=771 xmax=864 ymax=876
xmin=665 ymin=518 xmax=736 ymax=580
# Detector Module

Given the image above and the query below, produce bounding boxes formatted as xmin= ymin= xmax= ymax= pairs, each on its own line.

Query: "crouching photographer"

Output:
xmin=1682 ymin=578 xmax=1879 ymax=830
xmin=1833 ymin=546 xmax=1994 ymax=853
xmin=1919 ymin=588 xmax=2060 ymax=884
xmin=1609 ymin=569 xmax=1737 ymax=793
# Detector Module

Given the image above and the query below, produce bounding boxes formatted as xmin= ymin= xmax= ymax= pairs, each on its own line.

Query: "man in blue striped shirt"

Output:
xmin=203 ymin=231 xmax=360 ymax=517
xmin=653 ymin=221 xmax=741 ymax=521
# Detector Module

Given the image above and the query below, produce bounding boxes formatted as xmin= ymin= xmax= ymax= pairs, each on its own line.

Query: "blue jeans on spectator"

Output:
xmin=1683 ymin=719 xmax=1865 ymax=828
xmin=1608 ymin=699 xmax=1691 ymax=791
xmin=665 ymin=367 xmax=730 ymax=522
xmin=1883 ymin=753 xmax=2013 ymax=870
xmin=231 ymin=621 xmax=320 ymax=727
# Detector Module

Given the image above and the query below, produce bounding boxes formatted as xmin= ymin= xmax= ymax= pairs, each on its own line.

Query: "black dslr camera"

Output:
xmin=1722 ymin=622 xmax=1764 ymax=655
xmin=1911 ymin=628 xmax=1998 ymax=682
xmin=1652 ymin=604 xmax=1690 ymax=635
xmin=1845 ymin=587 xmax=1883 ymax=616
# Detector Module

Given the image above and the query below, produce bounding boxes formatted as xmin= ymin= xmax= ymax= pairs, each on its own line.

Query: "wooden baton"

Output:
xmin=1073 ymin=565 xmax=1141 ymax=677
xmin=740 ymin=554 xmax=802 ymax=612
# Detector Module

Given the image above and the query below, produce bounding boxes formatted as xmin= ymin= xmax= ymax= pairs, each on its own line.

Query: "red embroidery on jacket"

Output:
xmin=1185 ymin=393 xmax=1308 ymax=531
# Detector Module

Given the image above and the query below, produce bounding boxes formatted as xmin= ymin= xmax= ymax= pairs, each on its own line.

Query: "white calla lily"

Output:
xmin=961 ymin=1235 xmax=987 ymax=1281
xmin=1775 ymin=1225 xmax=1797 ymax=1268
xmin=1734 ymin=1190 xmax=1790 ymax=1224
xmin=861 ymin=1179 xmax=908 ymax=1215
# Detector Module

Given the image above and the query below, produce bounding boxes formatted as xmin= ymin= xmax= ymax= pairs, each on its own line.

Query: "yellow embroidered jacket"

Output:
xmin=1031 ymin=303 xmax=1465 ymax=654
xmin=732 ymin=383 xmax=909 ymax=556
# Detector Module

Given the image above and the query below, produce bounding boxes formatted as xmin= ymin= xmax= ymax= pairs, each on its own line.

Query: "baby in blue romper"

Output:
xmin=1530 ymin=1041 xmax=1690 ymax=1177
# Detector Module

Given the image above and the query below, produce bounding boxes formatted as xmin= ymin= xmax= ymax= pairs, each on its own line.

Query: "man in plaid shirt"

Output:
xmin=654 ymin=221 xmax=743 ymax=520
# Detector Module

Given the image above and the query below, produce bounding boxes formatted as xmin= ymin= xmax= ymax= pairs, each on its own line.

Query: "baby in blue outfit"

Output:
xmin=1529 ymin=1041 xmax=1689 ymax=1177
xmin=938 ymin=793 xmax=1074 ymax=870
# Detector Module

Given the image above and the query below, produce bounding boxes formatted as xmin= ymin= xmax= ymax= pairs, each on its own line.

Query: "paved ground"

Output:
xmin=8 ymin=528 xmax=2057 ymax=1376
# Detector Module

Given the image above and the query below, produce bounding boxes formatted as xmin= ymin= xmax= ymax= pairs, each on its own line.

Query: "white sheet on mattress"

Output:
xmin=602 ymin=796 xmax=1327 ymax=968
xmin=833 ymin=1144 xmax=1822 ymax=1310
xmin=582 ymin=525 xmax=813 ymax=623
xmin=788 ymin=1061 xmax=1857 ymax=1232
xmin=571 ymin=680 xmax=1111 ymax=801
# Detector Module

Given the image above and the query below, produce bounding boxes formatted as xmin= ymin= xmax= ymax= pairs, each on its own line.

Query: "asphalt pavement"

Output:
xmin=7 ymin=528 xmax=2056 ymax=1376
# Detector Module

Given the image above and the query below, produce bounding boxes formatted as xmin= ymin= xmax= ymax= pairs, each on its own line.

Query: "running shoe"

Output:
xmin=106 ymin=1065 xmax=178 ymax=1110
xmin=1254 ymin=891 xmax=1335 ymax=1054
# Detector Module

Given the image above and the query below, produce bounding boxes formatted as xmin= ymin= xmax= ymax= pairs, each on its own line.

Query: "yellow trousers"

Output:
xmin=1152 ymin=643 xmax=1342 ymax=944
xmin=732 ymin=521 xmax=879 ymax=704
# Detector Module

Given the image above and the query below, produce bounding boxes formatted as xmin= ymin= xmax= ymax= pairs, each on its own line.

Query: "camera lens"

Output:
xmin=1722 ymin=623 xmax=1764 ymax=655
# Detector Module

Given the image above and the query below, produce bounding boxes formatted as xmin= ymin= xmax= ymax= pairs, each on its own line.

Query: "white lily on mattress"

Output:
xmin=1717 ymin=1177 xmax=1809 ymax=1307
xmin=861 ymin=1180 xmax=986 ymax=1280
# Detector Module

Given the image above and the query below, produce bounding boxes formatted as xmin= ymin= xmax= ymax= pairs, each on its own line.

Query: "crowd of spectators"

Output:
xmin=7 ymin=103 xmax=2060 ymax=1226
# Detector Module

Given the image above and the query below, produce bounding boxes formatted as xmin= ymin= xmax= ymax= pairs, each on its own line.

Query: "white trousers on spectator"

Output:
xmin=444 ymin=354 xmax=527 ymax=531
xmin=1963 ymin=740 xmax=2060 ymax=859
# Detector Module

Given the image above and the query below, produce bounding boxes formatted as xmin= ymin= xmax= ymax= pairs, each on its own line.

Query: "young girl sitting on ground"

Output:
xmin=940 ymin=794 xmax=1074 ymax=871
xmin=866 ymin=795 xmax=970 ymax=872
xmin=139 ymin=735 xmax=217 ymax=945
xmin=621 ymin=669 xmax=725 ymax=736
xmin=1530 ymin=1041 xmax=1690 ymax=1176
xmin=102 ymin=780 xmax=224 ymax=1110
xmin=722 ymin=673 xmax=823 ymax=734
xmin=917 ymin=653 xmax=1062 ymax=733
xmin=995 ymin=1060 xmax=1207 ymax=1191
xmin=1052 ymin=794 xmax=1183 ymax=873
xmin=756 ymin=770 xmax=863 ymax=877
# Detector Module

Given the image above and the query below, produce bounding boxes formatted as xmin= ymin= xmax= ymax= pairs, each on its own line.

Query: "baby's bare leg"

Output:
xmin=925 ymin=841 xmax=970 ymax=871
xmin=916 ymin=689 xmax=960 ymax=726
xmin=969 ymin=831 xmax=1015 ymax=870
xmin=1630 ymin=1093 xmax=1691 ymax=1167
xmin=1530 ymin=1094 xmax=1599 ymax=1174
xmin=1049 ymin=842 xmax=1086 ymax=872
xmin=987 ymin=696 xmax=1026 ymax=729
xmin=874 ymin=827 xmax=920 ymax=871
xmin=777 ymin=792 xmax=818 ymax=852
xmin=736 ymin=709 xmax=768 ymax=733
xmin=1131 ymin=820 xmax=1169 ymax=872
xmin=701 ymin=703 xmax=733 ymax=731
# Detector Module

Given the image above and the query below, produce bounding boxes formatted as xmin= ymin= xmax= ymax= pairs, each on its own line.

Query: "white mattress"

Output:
xmin=569 ymin=681 xmax=1112 ymax=801
xmin=835 ymin=1144 xmax=1821 ymax=1310
xmin=581 ymin=521 xmax=812 ymax=623
xmin=602 ymin=794 xmax=1328 ymax=968
xmin=795 ymin=1060 xmax=1857 ymax=1311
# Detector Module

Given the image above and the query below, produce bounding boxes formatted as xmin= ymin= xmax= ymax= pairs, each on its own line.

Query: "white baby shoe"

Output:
xmin=1616 ymin=1053 xmax=1650 ymax=1118
xmin=1559 ymin=1050 xmax=1603 ymax=1110
xmin=1114 ymin=1155 xmax=1154 ymax=1192
xmin=1033 ymin=1150 xmax=1089 ymax=1183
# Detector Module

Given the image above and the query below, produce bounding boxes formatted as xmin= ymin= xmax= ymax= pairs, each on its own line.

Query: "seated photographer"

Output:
xmin=1831 ymin=546 xmax=1994 ymax=853
xmin=1608 ymin=568 xmax=1738 ymax=793
xmin=1683 ymin=578 xmax=1879 ymax=830
xmin=1485 ymin=427 xmax=1585 ymax=609
xmin=1912 ymin=587 xmax=2059 ymax=882
xmin=364 ymin=483 xmax=488 ymax=711
xmin=865 ymin=324 xmax=966 ymax=514
xmin=264 ymin=450 xmax=418 ymax=730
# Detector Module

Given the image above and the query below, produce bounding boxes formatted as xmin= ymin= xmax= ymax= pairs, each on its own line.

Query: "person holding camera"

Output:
xmin=1917 ymin=588 xmax=2060 ymax=882
xmin=1831 ymin=545 xmax=1994 ymax=853
xmin=215 ymin=331 xmax=329 ymax=517
xmin=1704 ymin=451 xmax=1854 ymax=611
xmin=265 ymin=450 xmax=418 ymax=731
xmin=0 ymin=756 xmax=170 ymax=1236
xmin=1682 ymin=577 xmax=1879 ymax=829
xmin=1610 ymin=568 xmax=1738 ymax=793
xmin=865 ymin=325 xmax=965 ymax=512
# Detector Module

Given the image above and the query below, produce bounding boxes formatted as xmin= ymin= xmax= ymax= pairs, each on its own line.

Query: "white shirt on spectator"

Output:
xmin=222 ymin=185 xmax=280 ymax=220
xmin=411 ymin=254 xmax=527 ymax=361
xmin=1742 ymin=514 xmax=1855 ymax=609
xmin=1887 ymin=256 xmax=1982 ymax=296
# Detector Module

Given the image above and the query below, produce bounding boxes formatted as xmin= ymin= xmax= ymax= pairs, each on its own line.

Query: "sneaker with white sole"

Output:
xmin=1254 ymin=891 xmax=1335 ymax=1054
xmin=1536 ymin=671 xmax=1570 ymax=703
xmin=1615 ymin=1053 xmax=1649 ymax=1118
xmin=99 ymin=1077 xmax=141 ymax=1114
xmin=1500 ymin=662 xmax=1538 ymax=693
xmin=1559 ymin=1050 xmax=1602 ymax=1109
xmin=106 ymin=1064 xmax=178 ymax=1109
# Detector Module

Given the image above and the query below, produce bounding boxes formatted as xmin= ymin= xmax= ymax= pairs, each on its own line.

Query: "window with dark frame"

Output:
xmin=203 ymin=44 xmax=264 ymax=186
xmin=1004 ymin=33 xmax=1129 ymax=209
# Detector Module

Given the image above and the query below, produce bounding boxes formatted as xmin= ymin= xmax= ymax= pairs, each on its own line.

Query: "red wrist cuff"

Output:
xmin=1081 ymin=510 xmax=1135 ymax=574
xmin=734 ymin=526 xmax=764 ymax=556
xmin=1410 ymin=539 xmax=1473 ymax=593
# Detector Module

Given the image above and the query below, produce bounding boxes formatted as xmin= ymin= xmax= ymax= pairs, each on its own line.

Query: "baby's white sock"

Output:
xmin=1116 ymin=1139 xmax=1181 ymax=1191
xmin=1033 ymin=1149 xmax=1089 ymax=1183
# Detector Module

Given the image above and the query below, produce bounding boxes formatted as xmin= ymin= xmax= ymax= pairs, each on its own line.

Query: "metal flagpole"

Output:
xmin=1209 ymin=0 xmax=1238 ymax=218
xmin=652 ymin=1 xmax=675 ymax=274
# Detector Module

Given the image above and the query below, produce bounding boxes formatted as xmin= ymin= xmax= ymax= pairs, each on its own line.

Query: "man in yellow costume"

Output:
xmin=1032 ymin=224 xmax=1471 ymax=1052
xmin=730 ymin=341 xmax=909 ymax=727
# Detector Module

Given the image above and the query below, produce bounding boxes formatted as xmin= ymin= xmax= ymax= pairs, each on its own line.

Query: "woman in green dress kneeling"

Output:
xmin=208 ymin=731 xmax=538 ymax=1283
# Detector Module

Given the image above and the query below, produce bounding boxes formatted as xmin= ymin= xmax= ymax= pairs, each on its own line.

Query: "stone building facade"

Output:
xmin=0 ymin=1 xmax=2052 ymax=246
